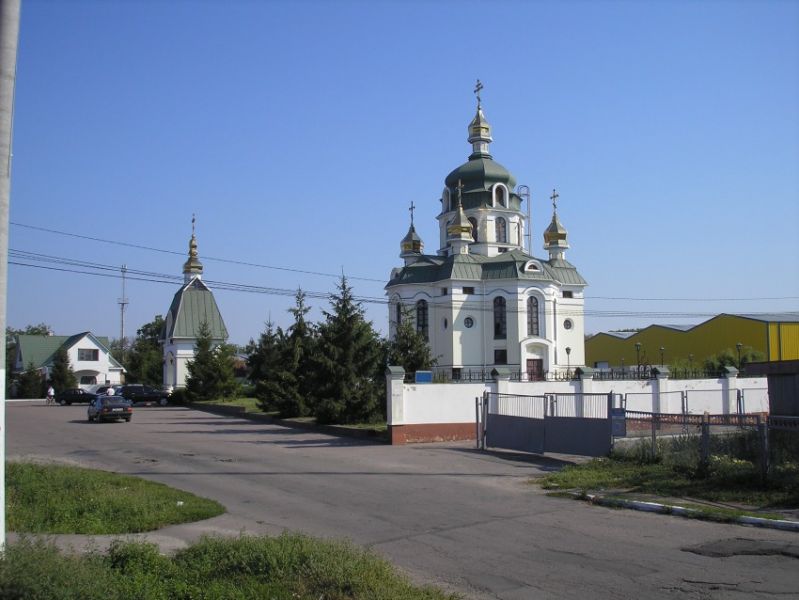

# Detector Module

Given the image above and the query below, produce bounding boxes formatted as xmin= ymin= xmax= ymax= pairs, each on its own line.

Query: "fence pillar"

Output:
xmin=721 ymin=366 xmax=739 ymax=415
xmin=386 ymin=366 xmax=406 ymax=444
xmin=576 ymin=367 xmax=595 ymax=418
xmin=758 ymin=420 xmax=770 ymax=483
xmin=652 ymin=366 xmax=670 ymax=413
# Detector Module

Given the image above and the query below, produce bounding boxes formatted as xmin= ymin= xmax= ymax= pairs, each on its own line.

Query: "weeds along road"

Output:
xmin=7 ymin=402 xmax=799 ymax=600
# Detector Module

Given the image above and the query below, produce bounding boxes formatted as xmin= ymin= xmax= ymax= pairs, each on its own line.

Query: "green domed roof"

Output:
xmin=445 ymin=157 xmax=516 ymax=191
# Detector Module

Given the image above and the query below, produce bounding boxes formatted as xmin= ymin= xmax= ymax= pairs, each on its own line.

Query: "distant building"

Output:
xmin=161 ymin=220 xmax=228 ymax=390
xmin=13 ymin=332 xmax=124 ymax=388
xmin=585 ymin=313 xmax=799 ymax=369
xmin=386 ymin=86 xmax=586 ymax=380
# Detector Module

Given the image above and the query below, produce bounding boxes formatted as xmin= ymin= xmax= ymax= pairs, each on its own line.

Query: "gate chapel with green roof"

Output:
xmin=386 ymin=86 xmax=587 ymax=379
xmin=161 ymin=221 xmax=228 ymax=390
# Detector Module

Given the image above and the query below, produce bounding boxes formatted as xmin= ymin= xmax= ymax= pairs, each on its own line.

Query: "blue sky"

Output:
xmin=8 ymin=0 xmax=799 ymax=346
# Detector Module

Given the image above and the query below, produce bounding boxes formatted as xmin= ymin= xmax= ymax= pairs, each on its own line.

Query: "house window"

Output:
xmin=80 ymin=375 xmax=97 ymax=385
xmin=496 ymin=217 xmax=507 ymax=243
xmin=563 ymin=291 xmax=574 ymax=298
xmin=527 ymin=296 xmax=539 ymax=336
xmin=416 ymin=300 xmax=429 ymax=341
xmin=498 ymin=247 xmax=508 ymax=253
xmin=78 ymin=349 xmax=99 ymax=361
xmin=494 ymin=349 xmax=508 ymax=365
xmin=468 ymin=217 xmax=478 ymax=242
xmin=493 ymin=297 xmax=507 ymax=339
xmin=463 ymin=286 xmax=475 ymax=295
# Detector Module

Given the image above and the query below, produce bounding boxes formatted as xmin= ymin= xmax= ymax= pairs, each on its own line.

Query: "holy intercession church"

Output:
xmin=386 ymin=84 xmax=587 ymax=380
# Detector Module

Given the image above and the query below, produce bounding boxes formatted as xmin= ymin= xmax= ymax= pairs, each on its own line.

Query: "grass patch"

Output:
xmin=539 ymin=456 xmax=799 ymax=509
xmin=7 ymin=462 xmax=225 ymax=534
xmin=1 ymin=534 xmax=459 ymax=599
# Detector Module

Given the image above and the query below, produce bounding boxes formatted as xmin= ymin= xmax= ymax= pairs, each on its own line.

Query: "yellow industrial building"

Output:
xmin=585 ymin=313 xmax=799 ymax=369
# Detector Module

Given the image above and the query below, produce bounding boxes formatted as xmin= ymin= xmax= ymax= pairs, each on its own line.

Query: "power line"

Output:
xmin=10 ymin=221 xmax=386 ymax=283
xmin=10 ymin=256 xmax=797 ymax=322
xmin=12 ymin=221 xmax=798 ymax=303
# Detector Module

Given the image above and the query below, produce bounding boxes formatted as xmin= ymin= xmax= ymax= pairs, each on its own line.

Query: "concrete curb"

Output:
xmin=189 ymin=403 xmax=389 ymax=443
xmin=571 ymin=492 xmax=799 ymax=532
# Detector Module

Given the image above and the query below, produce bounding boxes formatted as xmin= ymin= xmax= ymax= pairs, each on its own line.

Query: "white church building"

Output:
xmin=386 ymin=88 xmax=586 ymax=380
xmin=161 ymin=222 xmax=228 ymax=390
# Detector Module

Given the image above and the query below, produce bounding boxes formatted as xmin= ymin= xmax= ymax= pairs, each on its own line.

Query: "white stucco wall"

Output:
xmin=388 ymin=375 xmax=770 ymax=426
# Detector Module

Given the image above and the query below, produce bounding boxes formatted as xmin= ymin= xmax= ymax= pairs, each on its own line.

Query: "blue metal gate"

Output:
xmin=478 ymin=392 xmax=615 ymax=457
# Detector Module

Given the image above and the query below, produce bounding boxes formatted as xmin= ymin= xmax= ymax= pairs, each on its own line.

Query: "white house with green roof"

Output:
xmin=386 ymin=87 xmax=586 ymax=380
xmin=161 ymin=223 xmax=228 ymax=390
xmin=13 ymin=332 xmax=124 ymax=388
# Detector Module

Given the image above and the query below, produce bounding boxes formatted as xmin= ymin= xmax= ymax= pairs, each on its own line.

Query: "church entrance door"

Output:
xmin=527 ymin=359 xmax=543 ymax=381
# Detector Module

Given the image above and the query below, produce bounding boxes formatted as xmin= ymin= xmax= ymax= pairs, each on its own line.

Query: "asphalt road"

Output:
xmin=7 ymin=402 xmax=799 ymax=599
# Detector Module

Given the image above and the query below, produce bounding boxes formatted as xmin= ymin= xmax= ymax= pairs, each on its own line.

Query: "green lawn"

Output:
xmin=1 ymin=535 xmax=459 ymax=600
xmin=539 ymin=456 xmax=799 ymax=510
xmin=7 ymin=462 xmax=225 ymax=534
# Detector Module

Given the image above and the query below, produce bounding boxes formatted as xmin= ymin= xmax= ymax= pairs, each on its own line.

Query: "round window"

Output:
xmin=464 ymin=317 xmax=475 ymax=329
xmin=564 ymin=319 xmax=573 ymax=330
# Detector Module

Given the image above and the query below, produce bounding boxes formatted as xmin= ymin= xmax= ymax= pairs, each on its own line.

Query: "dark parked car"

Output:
xmin=118 ymin=384 xmax=169 ymax=406
xmin=55 ymin=388 xmax=97 ymax=406
xmin=88 ymin=396 xmax=133 ymax=423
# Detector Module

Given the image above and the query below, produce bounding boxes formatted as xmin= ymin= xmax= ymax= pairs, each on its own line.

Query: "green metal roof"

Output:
xmin=387 ymin=248 xmax=587 ymax=288
xmin=164 ymin=278 xmax=228 ymax=341
xmin=15 ymin=333 xmax=122 ymax=370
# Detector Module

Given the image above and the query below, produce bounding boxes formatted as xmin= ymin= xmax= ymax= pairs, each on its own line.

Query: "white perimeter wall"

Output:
xmin=388 ymin=375 xmax=769 ymax=426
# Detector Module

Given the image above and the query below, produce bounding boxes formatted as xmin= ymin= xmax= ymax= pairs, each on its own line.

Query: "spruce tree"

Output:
xmin=18 ymin=361 xmax=44 ymax=398
xmin=273 ymin=289 xmax=317 ymax=418
xmin=248 ymin=320 xmax=286 ymax=412
xmin=386 ymin=304 xmax=437 ymax=374
xmin=48 ymin=346 xmax=76 ymax=392
xmin=185 ymin=322 xmax=238 ymax=401
xmin=313 ymin=276 xmax=384 ymax=424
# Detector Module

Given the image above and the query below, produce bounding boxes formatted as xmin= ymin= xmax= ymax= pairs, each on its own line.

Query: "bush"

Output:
xmin=168 ymin=388 xmax=188 ymax=405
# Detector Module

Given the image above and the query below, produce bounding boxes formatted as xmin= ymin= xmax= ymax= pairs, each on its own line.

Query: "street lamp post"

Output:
xmin=635 ymin=342 xmax=642 ymax=377
xmin=565 ymin=346 xmax=571 ymax=377
xmin=736 ymin=342 xmax=743 ymax=369
xmin=620 ymin=357 xmax=625 ymax=378
xmin=660 ymin=346 xmax=665 ymax=367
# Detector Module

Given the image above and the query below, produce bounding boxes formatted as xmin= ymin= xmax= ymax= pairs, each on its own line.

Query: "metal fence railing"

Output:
xmin=614 ymin=411 xmax=799 ymax=482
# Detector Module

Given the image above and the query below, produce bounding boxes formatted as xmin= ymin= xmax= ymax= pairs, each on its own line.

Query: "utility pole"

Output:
xmin=0 ymin=0 xmax=22 ymax=552
xmin=118 ymin=264 xmax=128 ymax=362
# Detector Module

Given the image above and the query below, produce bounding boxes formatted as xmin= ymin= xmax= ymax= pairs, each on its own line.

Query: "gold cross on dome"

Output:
xmin=409 ymin=201 xmax=416 ymax=226
xmin=191 ymin=213 xmax=196 ymax=235
xmin=474 ymin=79 xmax=483 ymax=105
xmin=456 ymin=179 xmax=464 ymax=205
xmin=550 ymin=189 xmax=559 ymax=212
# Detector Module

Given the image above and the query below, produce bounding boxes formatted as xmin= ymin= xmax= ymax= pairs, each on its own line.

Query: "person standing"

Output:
xmin=46 ymin=385 xmax=55 ymax=405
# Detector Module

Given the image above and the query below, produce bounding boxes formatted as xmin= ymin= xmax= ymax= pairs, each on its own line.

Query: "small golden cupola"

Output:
xmin=467 ymin=79 xmax=493 ymax=159
xmin=447 ymin=180 xmax=473 ymax=255
xmin=544 ymin=189 xmax=569 ymax=260
xmin=400 ymin=201 xmax=424 ymax=264
xmin=183 ymin=215 xmax=204 ymax=283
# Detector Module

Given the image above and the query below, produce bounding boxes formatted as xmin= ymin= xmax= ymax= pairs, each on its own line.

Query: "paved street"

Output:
xmin=7 ymin=401 xmax=799 ymax=599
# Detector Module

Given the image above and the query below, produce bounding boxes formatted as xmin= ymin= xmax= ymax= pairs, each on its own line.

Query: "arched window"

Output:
xmin=416 ymin=300 xmax=429 ymax=341
xmin=495 ymin=186 xmax=506 ymax=207
xmin=496 ymin=217 xmax=507 ymax=243
xmin=493 ymin=297 xmax=506 ymax=339
xmin=527 ymin=296 xmax=539 ymax=336
xmin=395 ymin=301 xmax=402 ymax=326
xmin=468 ymin=217 xmax=478 ymax=242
